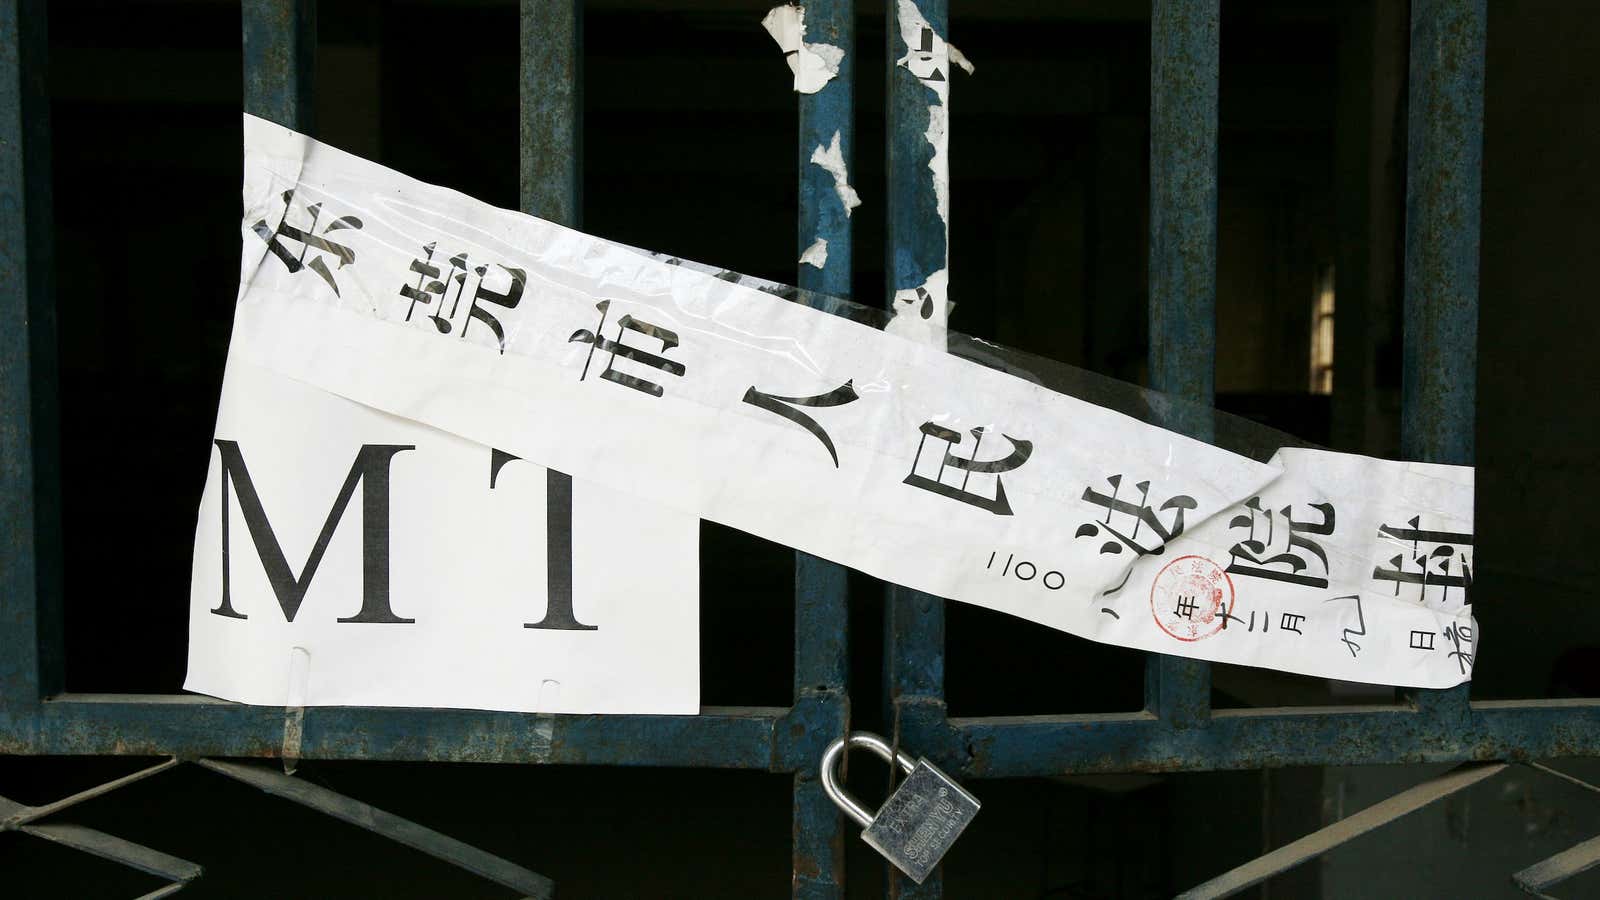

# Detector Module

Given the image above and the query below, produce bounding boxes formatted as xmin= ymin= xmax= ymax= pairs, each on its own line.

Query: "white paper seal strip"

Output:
xmin=230 ymin=114 xmax=1478 ymax=688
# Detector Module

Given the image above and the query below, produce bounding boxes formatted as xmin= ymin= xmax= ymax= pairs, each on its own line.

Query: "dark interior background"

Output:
xmin=4 ymin=0 xmax=1599 ymax=897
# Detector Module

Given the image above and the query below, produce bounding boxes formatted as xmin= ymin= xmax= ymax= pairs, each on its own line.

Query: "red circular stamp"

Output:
xmin=1150 ymin=555 xmax=1234 ymax=642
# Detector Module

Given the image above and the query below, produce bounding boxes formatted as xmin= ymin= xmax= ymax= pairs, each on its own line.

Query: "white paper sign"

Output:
xmin=185 ymin=351 xmax=700 ymax=714
xmin=228 ymin=114 xmax=1476 ymax=688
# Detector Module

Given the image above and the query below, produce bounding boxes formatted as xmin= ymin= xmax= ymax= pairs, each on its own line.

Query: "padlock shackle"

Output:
xmin=819 ymin=732 xmax=918 ymax=829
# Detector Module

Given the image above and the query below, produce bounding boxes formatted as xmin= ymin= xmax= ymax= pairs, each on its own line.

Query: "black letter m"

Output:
xmin=211 ymin=440 xmax=416 ymax=623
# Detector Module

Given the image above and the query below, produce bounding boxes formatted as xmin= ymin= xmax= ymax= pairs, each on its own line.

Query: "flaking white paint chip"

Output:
xmin=947 ymin=43 xmax=975 ymax=75
xmin=762 ymin=5 xmax=846 ymax=95
xmin=887 ymin=268 xmax=949 ymax=341
xmin=923 ymin=104 xmax=950 ymax=227
xmin=799 ymin=237 xmax=829 ymax=268
xmin=893 ymin=0 xmax=955 ymax=229
xmin=894 ymin=0 xmax=950 ymax=102
xmin=810 ymin=131 xmax=862 ymax=215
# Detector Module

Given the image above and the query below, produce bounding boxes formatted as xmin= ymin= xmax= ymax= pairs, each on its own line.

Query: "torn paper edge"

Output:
xmin=762 ymin=4 xmax=845 ymax=95
xmin=893 ymin=0 xmax=953 ymax=331
xmin=923 ymin=102 xmax=950 ymax=228
xmin=799 ymin=237 xmax=829 ymax=268
xmin=231 ymin=114 xmax=1479 ymax=688
xmin=239 ymin=115 xmax=310 ymax=305
xmin=947 ymin=42 xmax=975 ymax=75
xmin=809 ymin=130 xmax=862 ymax=216
xmin=887 ymin=268 xmax=949 ymax=345
xmin=894 ymin=0 xmax=953 ymax=230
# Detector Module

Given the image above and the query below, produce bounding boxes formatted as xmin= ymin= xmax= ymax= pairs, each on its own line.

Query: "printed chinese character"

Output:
xmin=400 ymin=243 xmax=468 ymax=332
xmin=902 ymin=423 xmax=1032 ymax=516
xmin=461 ymin=263 xmax=526 ymax=351
xmin=396 ymin=245 xmax=525 ymax=353
xmin=1173 ymin=594 xmax=1199 ymax=620
xmin=1371 ymin=516 xmax=1474 ymax=606
xmin=569 ymin=300 xmax=686 ymax=397
xmin=742 ymin=380 xmax=859 ymax=467
xmin=1074 ymin=475 xmax=1198 ymax=556
xmin=252 ymin=188 xmax=362 ymax=296
xmin=1226 ymin=499 xmax=1336 ymax=589
xmin=1219 ymin=609 xmax=1306 ymax=635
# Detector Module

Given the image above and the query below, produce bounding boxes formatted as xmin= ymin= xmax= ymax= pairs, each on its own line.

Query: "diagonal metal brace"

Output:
xmin=197 ymin=758 xmax=554 ymax=899
xmin=21 ymin=821 xmax=203 ymax=886
xmin=1 ymin=757 xmax=179 ymax=828
xmin=1512 ymin=833 xmax=1600 ymax=899
xmin=2 ymin=758 xmax=201 ymax=897
xmin=1177 ymin=762 xmax=1508 ymax=899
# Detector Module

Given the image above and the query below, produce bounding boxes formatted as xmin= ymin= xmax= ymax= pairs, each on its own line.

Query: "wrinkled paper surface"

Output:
xmin=228 ymin=114 xmax=1477 ymax=688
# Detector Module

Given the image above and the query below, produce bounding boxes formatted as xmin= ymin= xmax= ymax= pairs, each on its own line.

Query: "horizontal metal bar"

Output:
xmin=924 ymin=700 xmax=1600 ymax=776
xmin=20 ymin=822 xmax=203 ymax=884
xmin=11 ymin=695 xmax=1600 ymax=775
xmin=200 ymin=759 xmax=553 ymax=899
xmin=0 ymin=695 xmax=838 ymax=769
xmin=1176 ymin=762 xmax=1505 ymax=899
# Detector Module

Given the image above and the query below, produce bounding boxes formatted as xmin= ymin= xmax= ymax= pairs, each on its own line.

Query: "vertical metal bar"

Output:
xmin=886 ymin=0 xmax=948 ymax=289
xmin=1402 ymin=0 xmax=1484 ymax=719
xmin=521 ymin=0 xmax=583 ymax=630
xmin=0 ymin=0 xmax=58 ymax=719
xmin=794 ymin=2 xmax=854 ymax=897
xmin=242 ymin=0 xmax=316 ymax=132
xmin=521 ymin=0 xmax=582 ymax=228
xmin=886 ymin=0 xmax=949 ymax=894
xmin=1145 ymin=0 xmax=1220 ymax=729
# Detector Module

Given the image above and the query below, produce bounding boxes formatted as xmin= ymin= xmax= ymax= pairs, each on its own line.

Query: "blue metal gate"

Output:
xmin=3 ymin=0 xmax=1598 ymax=895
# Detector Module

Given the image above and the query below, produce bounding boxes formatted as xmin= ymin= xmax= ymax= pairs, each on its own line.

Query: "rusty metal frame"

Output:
xmin=1 ymin=0 xmax=851 ymax=893
xmin=878 ymin=0 xmax=1600 ymax=896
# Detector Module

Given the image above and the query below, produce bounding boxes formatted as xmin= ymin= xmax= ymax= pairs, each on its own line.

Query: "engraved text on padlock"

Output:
xmin=819 ymin=731 xmax=980 ymax=883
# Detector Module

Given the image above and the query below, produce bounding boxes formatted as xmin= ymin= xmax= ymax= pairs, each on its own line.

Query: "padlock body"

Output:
xmin=862 ymin=759 xmax=980 ymax=884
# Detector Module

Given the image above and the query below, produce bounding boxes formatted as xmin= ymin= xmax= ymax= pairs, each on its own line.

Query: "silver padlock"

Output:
xmin=819 ymin=731 xmax=980 ymax=883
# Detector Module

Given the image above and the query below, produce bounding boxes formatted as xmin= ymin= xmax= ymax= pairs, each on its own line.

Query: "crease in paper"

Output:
xmin=227 ymin=113 xmax=1481 ymax=689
